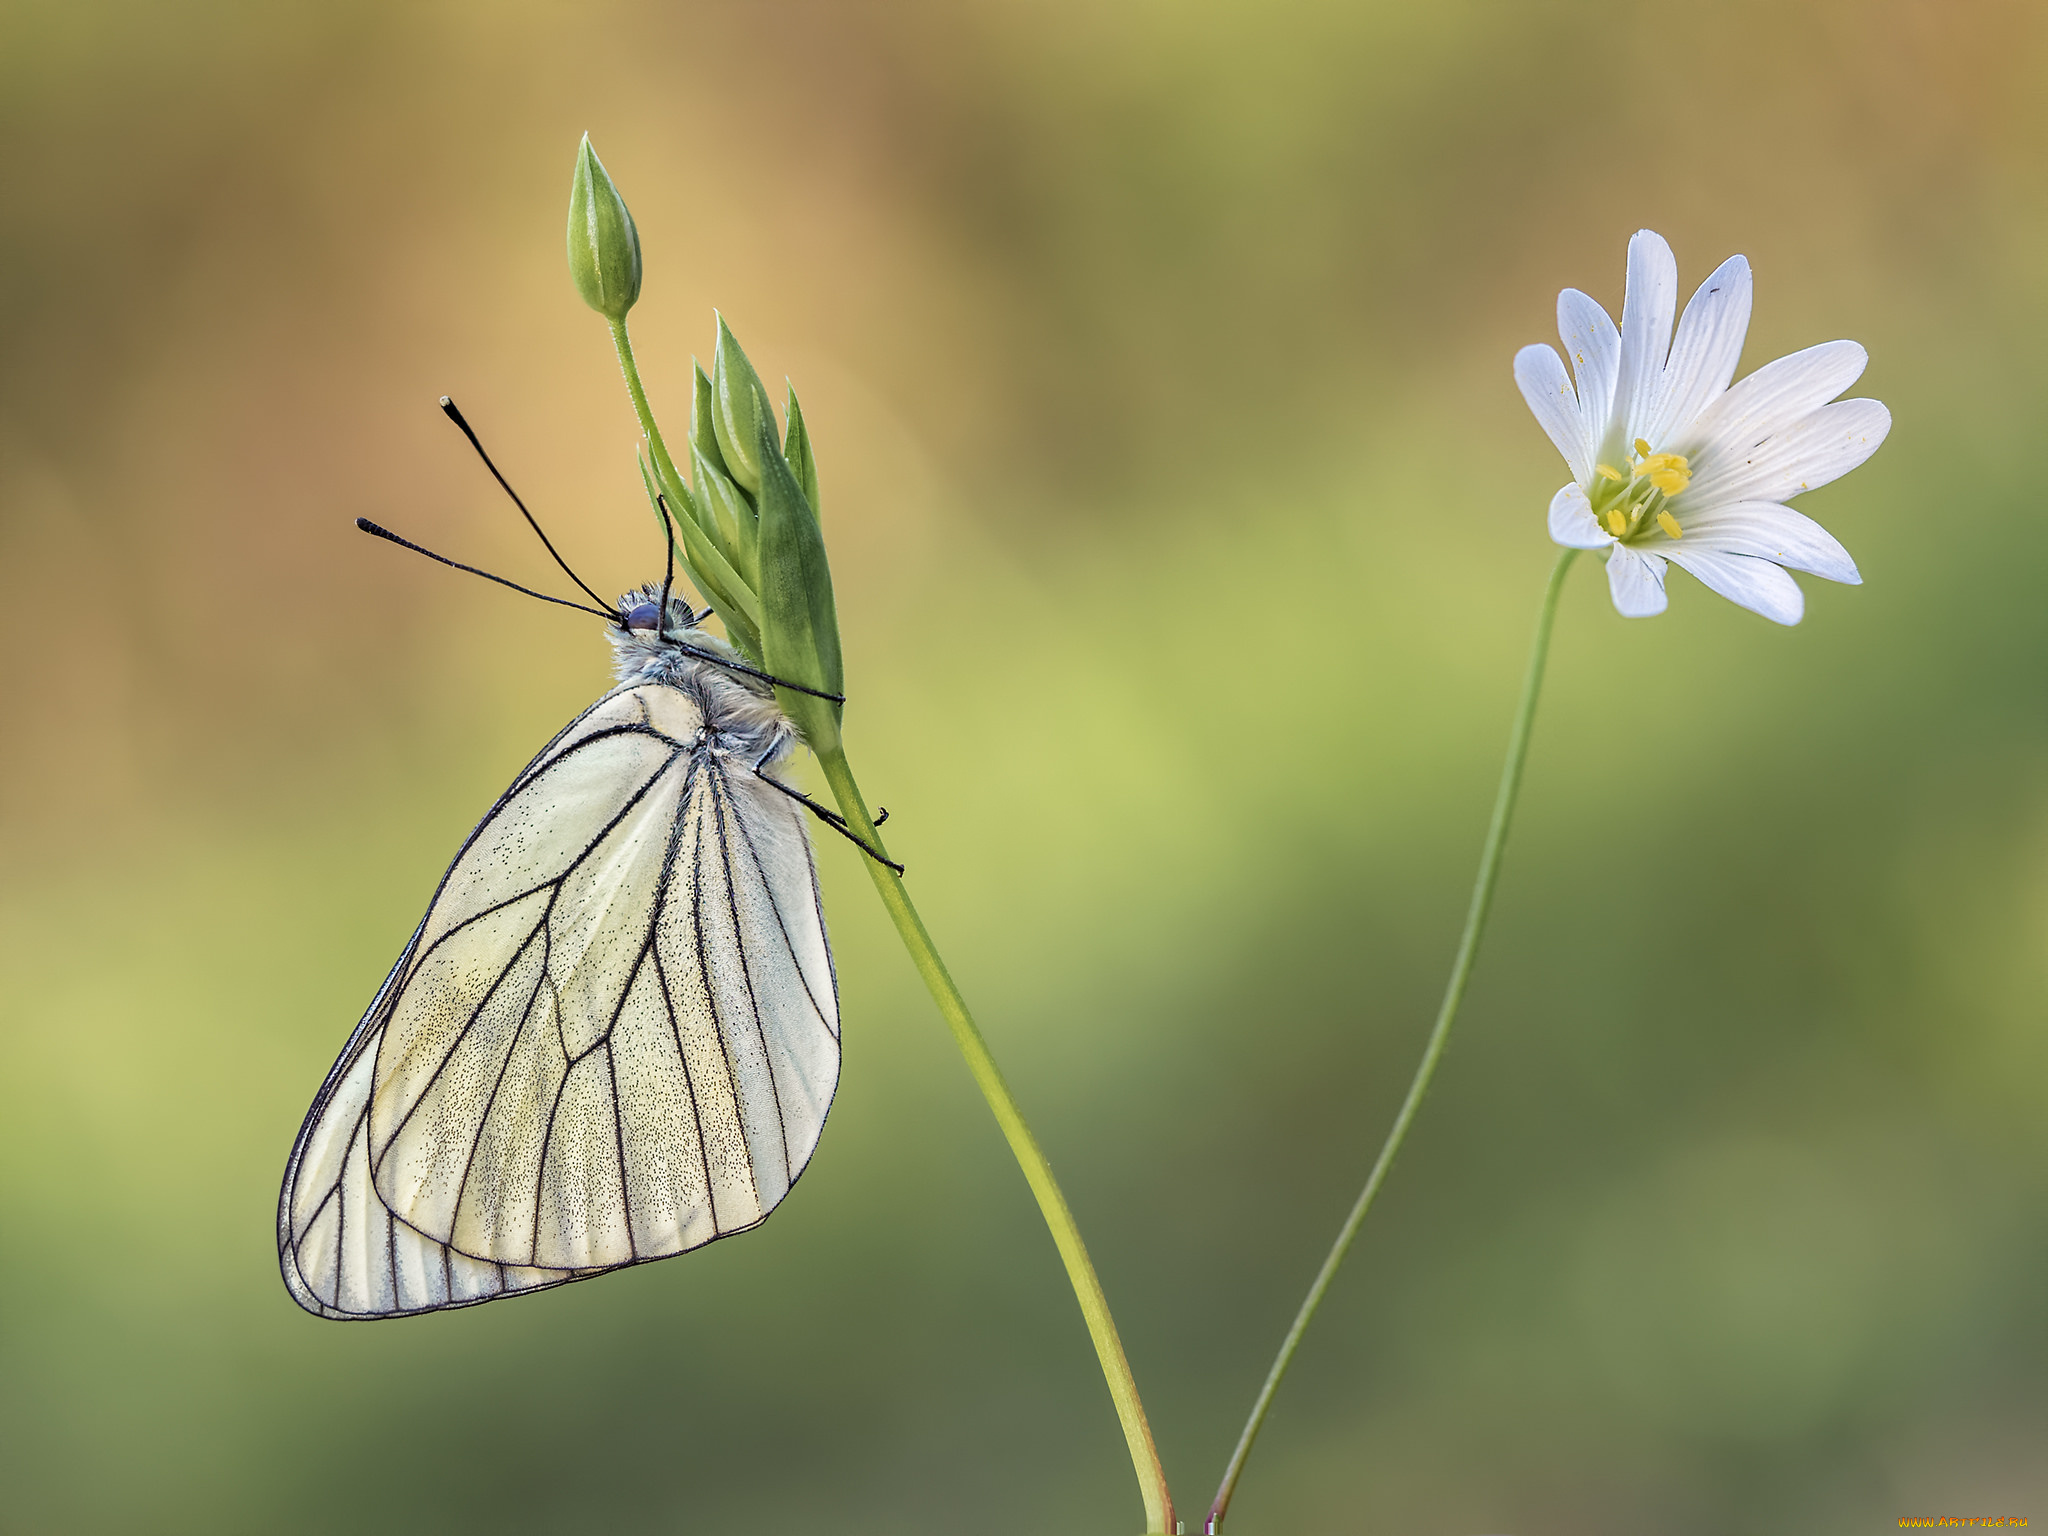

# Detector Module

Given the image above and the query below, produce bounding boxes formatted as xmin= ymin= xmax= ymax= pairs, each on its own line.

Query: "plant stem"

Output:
xmin=600 ymin=308 xmax=1167 ymax=1525
xmin=1206 ymin=547 xmax=1579 ymax=1533
xmin=815 ymin=742 xmax=1175 ymax=1536
xmin=609 ymin=317 xmax=685 ymax=490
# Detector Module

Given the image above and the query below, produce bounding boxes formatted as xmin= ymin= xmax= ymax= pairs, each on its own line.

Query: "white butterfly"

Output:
xmin=278 ymin=585 xmax=847 ymax=1318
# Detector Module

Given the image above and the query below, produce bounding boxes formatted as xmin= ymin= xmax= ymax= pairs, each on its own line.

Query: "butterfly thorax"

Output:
xmin=605 ymin=584 xmax=794 ymax=764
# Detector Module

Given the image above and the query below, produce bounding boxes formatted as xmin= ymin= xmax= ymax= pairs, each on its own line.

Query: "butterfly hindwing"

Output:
xmin=278 ymin=680 xmax=840 ymax=1318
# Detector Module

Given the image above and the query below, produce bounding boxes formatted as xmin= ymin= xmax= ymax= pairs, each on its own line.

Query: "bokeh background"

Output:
xmin=2 ymin=0 xmax=2044 ymax=1531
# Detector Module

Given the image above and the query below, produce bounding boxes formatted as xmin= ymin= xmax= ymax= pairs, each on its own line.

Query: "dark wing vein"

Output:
xmin=590 ymin=760 xmax=697 ymax=1256
xmin=604 ymin=1039 xmax=634 ymax=1260
xmin=390 ymin=740 xmax=679 ymax=1014
xmin=649 ymin=758 xmax=716 ymax=1231
xmin=367 ymin=741 xmax=678 ymax=1219
xmin=688 ymin=773 xmax=758 ymax=1223
xmin=443 ymin=912 xmax=559 ymax=1252
xmin=652 ymin=941 xmax=716 ymax=1233
xmin=373 ymin=910 xmax=552 ymax=1168
xmin=726 ymin=778 xmax=836 ymax=1041
xmin=707 ymin=765 xmax=793 ymax=1183
xmin=526 ymin=1049 xmax=580 ymax=1269
xmin=329 ymin=1132 xmax=347 ymax=1304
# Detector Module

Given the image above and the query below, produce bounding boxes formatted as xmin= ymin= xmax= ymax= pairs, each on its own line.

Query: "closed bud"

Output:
xmin=783 ymin=384 xmax=821 ymax=518
xmin=566 ymin=134 xmax=642 ymax=321
xmin=691 ymin=362 xmax=733 ymax=481
xmin=711 ymin=315 xmax=772 ymax=495
xmin=753 ymin=402 xmax=843 ymax=755
xmin=693 ymin=441 xmax=759 ymax=590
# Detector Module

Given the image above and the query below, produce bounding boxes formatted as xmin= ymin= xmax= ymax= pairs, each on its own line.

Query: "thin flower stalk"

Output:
xmin=1207 ymin=547 xmax=1578 ymax=1533
xmin=815 ymin=745 xmax=1176 ymax=1535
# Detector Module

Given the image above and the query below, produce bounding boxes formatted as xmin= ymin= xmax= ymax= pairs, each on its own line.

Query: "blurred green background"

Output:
xmin=1 ymin=0 xmax=2043 ymax=1531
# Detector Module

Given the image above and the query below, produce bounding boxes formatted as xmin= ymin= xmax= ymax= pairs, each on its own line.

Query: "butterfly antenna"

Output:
xmin=438 ymin=396 xmax=617 ymax=616
xmin=656 ymin=493 xmax=678 ymax=629
xmin=355 ymin=518 xmax=618 ymax=621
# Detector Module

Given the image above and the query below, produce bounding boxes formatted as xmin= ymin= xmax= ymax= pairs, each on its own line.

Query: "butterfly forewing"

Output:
xmin=278 ymin=678 xmax=839 ymax=1318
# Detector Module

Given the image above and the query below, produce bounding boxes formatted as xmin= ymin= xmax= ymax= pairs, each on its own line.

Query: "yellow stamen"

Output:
xmin=1634 ymin=437 xmax=1652 ymax=458
xmin=1604 ymin=509 xmax=1627 ymax=537
xmin=1596 ymin=463 xmax=1627 ymax=483
xmin=1657 ymin=510 xmax=1683 ymax=539
xmin=1637 ymin=450 xmax=1693 ymax=496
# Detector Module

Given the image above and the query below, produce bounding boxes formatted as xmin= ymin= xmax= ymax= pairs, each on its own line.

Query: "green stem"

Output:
xmin=815 ymin=743 xmax=1175 ymax=1535
xmin=609 ymin=317 xmax=685 ymax=491
xmin=1206 ymin=547 xmax=1579 ymax=1533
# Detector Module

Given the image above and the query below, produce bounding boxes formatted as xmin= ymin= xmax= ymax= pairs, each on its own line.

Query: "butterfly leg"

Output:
xmin=671 ymin=642 xmax=845 ymax=703
xmin=750 ymin=752 xmax=904 ymax=874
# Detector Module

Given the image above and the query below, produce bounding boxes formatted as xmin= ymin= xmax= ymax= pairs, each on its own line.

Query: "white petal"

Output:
xmin=1547 ymin=482 xmax=1613 ymax=549
xmin=1515 ymin=344 xmax=1591 ymax=483
xmin=1644 ymin=254 xmax=1751 ymax=446
xmin=1684 ymin=398 xmax=1891 ymax=508
xmin=1663 ymin=546 xmax=1806 ymax=625
xmin=1678 ymin=500 xmax=1861 ymax=584
xmin=1682 ymin=340 xmax=1868 ymax=462
xmin=1610 ymin=230 xmax=1678 ymax=450
xmin=1606 ymin=544 xmax=1669 ymax=618
xmin=1557 ymin=288 xmax=1619 ymax=463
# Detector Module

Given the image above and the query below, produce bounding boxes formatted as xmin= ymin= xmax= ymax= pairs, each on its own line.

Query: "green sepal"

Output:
xmin=636 ymin=449 xmax=764 ymax=661
xmin=691 ymin=363 xmax=735 ymax=484
xmin=642 ymin=444 xmax=712 ymax=581
xmin=691 ymin=442 xmax=759 ymax=591
xmin=753 ymin=402 xmax=843 ymax=753
xmin=566 ymin=135 xmax=642 ymax=322
xmin=711 ymin=315 xmax=773 ymax=497
xmin=681 ymin=360 xmax=755 ymax=577
xmin=783 ymin=384 xmax=821 ymax=518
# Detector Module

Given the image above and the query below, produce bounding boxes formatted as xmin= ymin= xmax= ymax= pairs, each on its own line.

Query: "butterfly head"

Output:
xmin=607 ymin=582 xmax=756 ymax=687
xmin=622 ymin=601 xmax=669 ymax=634
xmin=610 ymin=584 xmax=702 ymax=643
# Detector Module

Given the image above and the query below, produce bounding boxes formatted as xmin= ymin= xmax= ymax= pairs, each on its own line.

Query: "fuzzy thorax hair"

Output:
xmin=604 ymin=583 xmax=795 ymax=754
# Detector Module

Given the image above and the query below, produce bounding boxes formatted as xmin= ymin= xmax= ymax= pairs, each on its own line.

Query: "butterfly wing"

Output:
xmin=278 ymin=682 xmax=840 ymax=1319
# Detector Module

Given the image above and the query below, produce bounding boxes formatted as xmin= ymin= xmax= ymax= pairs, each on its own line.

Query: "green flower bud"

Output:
xmin=711 ymin=314 xmax=771 ymax=495
xmin=783 ymin=384 xmax=821 ymax=518
xmin=692 ymin=440 xmax=759 ymax=590
xmin=753 ymin=401 xmax=843 ymax=754
xmin=566 ymin=134 xmax=642 ymax=321
xmin=686 ymin=361 xmax=760 ymax=588
xmin=691 ymin=362 xmax=734 ymax=482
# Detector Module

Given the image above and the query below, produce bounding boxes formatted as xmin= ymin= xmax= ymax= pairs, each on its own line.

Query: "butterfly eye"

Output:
xmin=624 ymin=602 xmax=662 ymax=633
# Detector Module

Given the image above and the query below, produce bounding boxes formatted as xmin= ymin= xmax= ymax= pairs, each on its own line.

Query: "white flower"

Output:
xmin=1515 ymin=230 xmax=1890 ymax=625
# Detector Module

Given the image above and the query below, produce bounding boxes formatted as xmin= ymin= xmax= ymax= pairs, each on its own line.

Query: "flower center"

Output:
xmin=1591 ymin=438 xmax=1691 ymax=542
